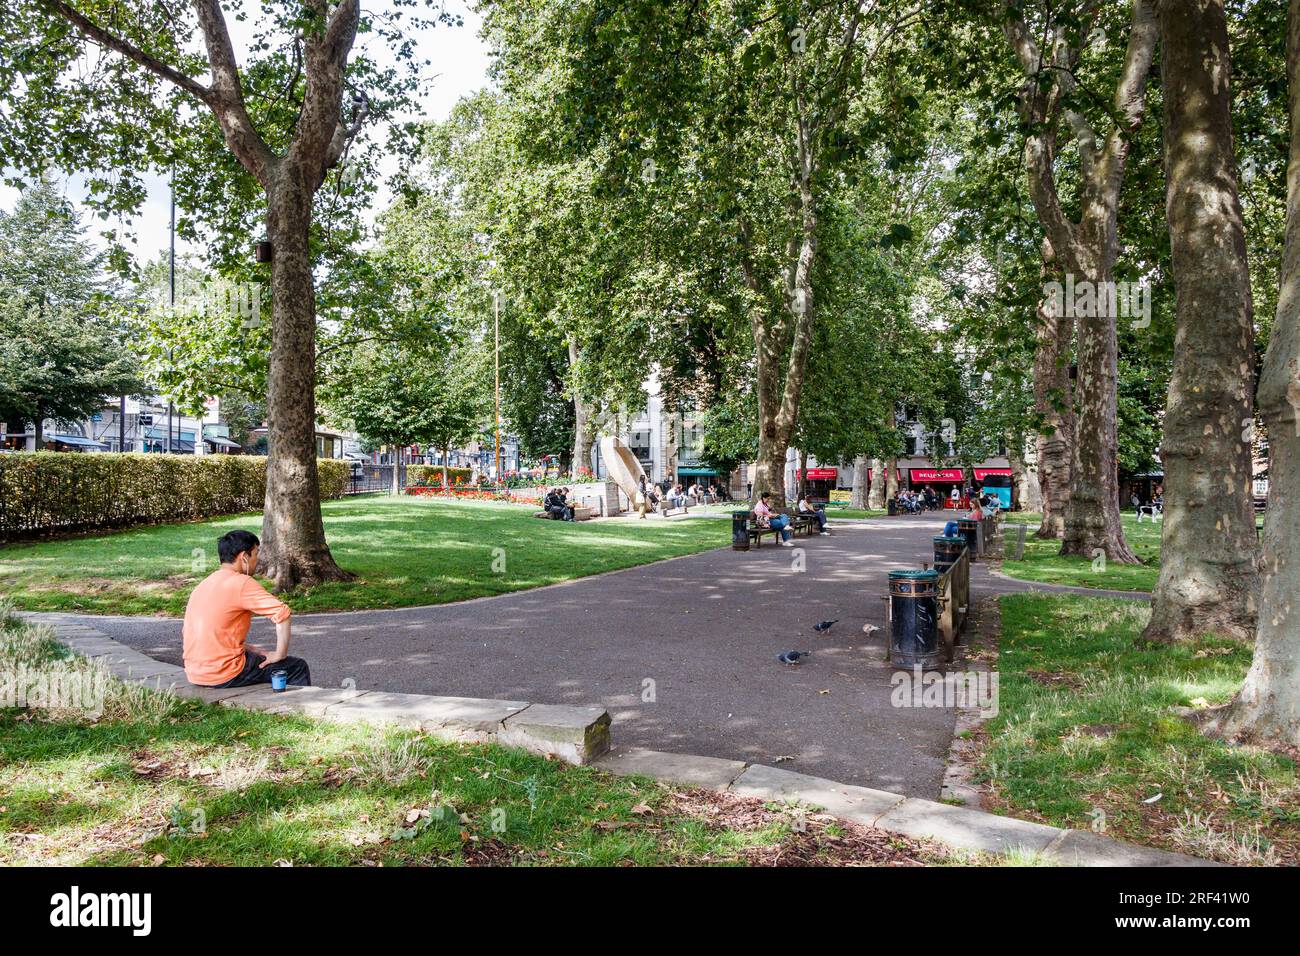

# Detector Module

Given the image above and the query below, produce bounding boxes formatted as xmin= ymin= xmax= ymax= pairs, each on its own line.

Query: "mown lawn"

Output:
xmin=977 ymin=594 xmax=1297 ymax=864
xmin=999 ymin=512 xmax=1163 ymax=591
xmin=0 ymin=610 xmax=944 ymax=867
xmin=0 ymin=496 xmax=730 ymax=616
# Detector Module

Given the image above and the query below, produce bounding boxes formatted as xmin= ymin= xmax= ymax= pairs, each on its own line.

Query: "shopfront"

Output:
xmin=908 ymin=467 xmax=966 ymax=500
xmin=797 ymin=467 xmax=838 ymax=502
xmin=973 ymin=467 xmax=1013 ymax=509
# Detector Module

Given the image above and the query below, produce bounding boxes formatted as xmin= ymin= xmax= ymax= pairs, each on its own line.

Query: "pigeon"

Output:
xmin=812 ymin=619 xmax=838 ymax=633
xmin=777 ymin=650 xmax=811 ymax=665
xmin=862 ymin=623 xmax=881 ymax=636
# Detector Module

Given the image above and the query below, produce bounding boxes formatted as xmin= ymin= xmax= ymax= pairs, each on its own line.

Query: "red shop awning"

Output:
xmin=909 ymin=468 xmax=965 ymax=483
xmin=973 ymin=468 xmax=1012 ymax=481
xmin=797 ymin=468 xmax=838 ymax=480
xmin=867 ymin=468 xmax=903 ymax=481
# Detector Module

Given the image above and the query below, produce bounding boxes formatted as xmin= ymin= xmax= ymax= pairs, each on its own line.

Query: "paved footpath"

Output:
xmin=52 ymin=515 xmax=1128 ymax=797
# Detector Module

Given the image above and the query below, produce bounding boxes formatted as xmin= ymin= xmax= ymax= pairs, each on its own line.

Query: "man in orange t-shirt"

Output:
xmin=183 ymin=529 xmax=311 ymax=688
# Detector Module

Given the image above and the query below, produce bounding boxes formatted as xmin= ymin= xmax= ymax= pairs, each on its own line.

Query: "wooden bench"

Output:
xmin=745 ymin=509 xmax=818 ymax=546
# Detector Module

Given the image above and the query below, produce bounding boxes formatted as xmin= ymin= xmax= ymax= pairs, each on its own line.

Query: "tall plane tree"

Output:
xmin=1142 ymin=0 xmax=1260 ymax=643
xmin=1207 ymin=0 xmax=1300 ymax=747
xmin=2 ymin=0 xmax=445 ymax=589
xmin=1002 ymin=0 xmax=1157 ymax=562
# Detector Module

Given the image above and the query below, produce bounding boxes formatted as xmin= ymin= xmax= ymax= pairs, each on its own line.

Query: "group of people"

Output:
xmin=543 ymin=486 xmax=576 ymax=521
xmin=634 ymin=477 xmax=727 ymax=517
xmin=892 ymin=484 xmax=1002 ymax=516
xmin=751 ymin=491 xmax=830 ymax=546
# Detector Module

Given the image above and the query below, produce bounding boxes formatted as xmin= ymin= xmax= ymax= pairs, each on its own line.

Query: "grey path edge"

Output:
xmin=33 ymin=615 xmax=609 ymax=766
xmin=35 ymin=615 xmax=1218 ymax=866
xmin=589 ymin=750 xmax=1221 ymax=866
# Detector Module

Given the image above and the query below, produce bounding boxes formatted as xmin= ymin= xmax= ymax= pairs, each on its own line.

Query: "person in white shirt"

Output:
xmin=797 ymin=494 xmax=829 ymax=534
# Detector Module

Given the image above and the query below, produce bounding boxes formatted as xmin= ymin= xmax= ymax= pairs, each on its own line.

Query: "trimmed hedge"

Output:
xmin=0 ymin=453 xmax=349 ymax=541
xmin=407 ymin=465 xmax=474 ymax=486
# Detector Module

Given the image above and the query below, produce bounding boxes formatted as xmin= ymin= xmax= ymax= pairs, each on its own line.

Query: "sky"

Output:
xmin=0 ymin=0 xmax=493 ymax=266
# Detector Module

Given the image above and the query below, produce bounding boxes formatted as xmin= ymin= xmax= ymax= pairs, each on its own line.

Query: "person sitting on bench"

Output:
xmin=754 ymin=492 xmax=794 ymax=547
xmin=796 ymin=493 xmax=829 ymax=535
xmin=182 ymin=529 xmax=311 ymax=689
xmin=545 ymin=488 xmax=574 ymax=521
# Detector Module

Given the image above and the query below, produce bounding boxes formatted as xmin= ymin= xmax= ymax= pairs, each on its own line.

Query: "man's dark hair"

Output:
xmin=760 ymin=491 xmax=771 ymax=500
xmin=218 ymin=529 xmax=260 ymax=564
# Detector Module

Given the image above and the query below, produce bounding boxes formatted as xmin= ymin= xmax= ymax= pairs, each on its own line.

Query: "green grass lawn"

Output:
xmin=825 ymin=508 xmax=887 ymax=520
xmin=0 ymin=496 xmax=730 ymax=616
xmin=0 ymin=610 xmax=946 ymax=867
xmin=999 ymin=512 xmax=1163 ymax=591
xmin=977 ymin=594 xmax=1297 ymax=864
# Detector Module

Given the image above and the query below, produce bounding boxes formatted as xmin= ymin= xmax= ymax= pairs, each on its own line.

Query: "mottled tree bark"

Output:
xmin=1203 ymin=0 xmax=1300 ymax=747
xmin=568 ymin=336 xmax=594 ymax=479
xmin=868 ymin=456 xmax=887 ymax=509
xmin=1011 ymin=441 xmax=1041 ymax=513
xmin=1033 ymin=291 xmax=1074 ymax=537
xmin=1142 ymin=0 xmax=1259 ymax=643
xmin=1003 ymin=0 xmax=1156 ymax=563
xmin=849 ymin=455 xmax=869 ymax=509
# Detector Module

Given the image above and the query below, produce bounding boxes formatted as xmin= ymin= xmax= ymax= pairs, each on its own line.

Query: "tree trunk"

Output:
xmin=568 ymin=335 xmax=593 ymax=480
xmin=1143 ymin=0 xmax=1259 ymax=643
xmin=31 ymin=406 xmax=43 ymax=451
xmin=1202 ymin=0 xmax=1300 ymax=747
xmin=257 ymin=179 xmax=353 ymax=589
xmin=1005 ymin=0 xmax=1156 ymax=562
xmin=868 ymin=458 xmax=886 ymax=509
xmin=849 ymin=455 xmax=868 ymax=509
xmin=1059 ymin=252 xmax=1139 ymax=563
xmin=1033 ymin=271 xmax=1073 ymax=537
xmin=442 ymin=444 xmax=450 ymax=490
xmin=1012 ymin=440 xmax=1042 ymax=512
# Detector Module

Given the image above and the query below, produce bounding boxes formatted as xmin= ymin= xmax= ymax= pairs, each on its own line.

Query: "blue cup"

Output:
xmin=271 ymin=669 xmax=288 ymax=692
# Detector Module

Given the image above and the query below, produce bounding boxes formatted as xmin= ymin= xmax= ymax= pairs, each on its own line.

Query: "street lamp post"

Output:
xmin=494 ymin=291 xmax=502 ymax=485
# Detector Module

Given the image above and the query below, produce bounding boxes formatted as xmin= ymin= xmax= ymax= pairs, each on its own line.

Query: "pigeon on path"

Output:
xmin=776 ymin=650 xmax=811 ymax=666
xmin=812 ymin=619 xmax=838 ymax=633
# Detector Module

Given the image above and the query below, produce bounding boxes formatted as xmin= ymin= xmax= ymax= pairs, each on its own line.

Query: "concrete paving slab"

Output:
xmin=873 ymin=797 xmax=1064 ymax=855
xmin=500 ymin=703 xmax=611 ymax=764
xmin=1043 ymin=829 xmax=1224 ymax=867
xmin=594 ymin=747 xmax=748 ymax=789
xmin=728 ymin=763 xmax=905 ymax=824
xmin=407 ymin=695 xmax=530 ymax=741
xmin=217 ymin=684 xmax=363 ymax=717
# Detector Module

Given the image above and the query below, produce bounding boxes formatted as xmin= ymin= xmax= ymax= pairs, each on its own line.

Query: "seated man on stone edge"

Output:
xmin=183 ymin=529 xmax=312 ymax=688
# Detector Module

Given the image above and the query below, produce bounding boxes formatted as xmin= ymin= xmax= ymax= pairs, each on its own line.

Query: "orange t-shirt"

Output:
xmin=182 ymin=567 xmax=292 ymax=686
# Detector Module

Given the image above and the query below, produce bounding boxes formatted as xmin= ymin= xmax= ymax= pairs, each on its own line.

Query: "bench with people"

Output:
xmin=745 ymin=491 xmax=830 ymax=547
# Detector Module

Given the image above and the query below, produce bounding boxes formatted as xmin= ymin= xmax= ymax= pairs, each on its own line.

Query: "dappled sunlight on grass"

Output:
xmin=999 ymin=514 xmax=1163 ymax=591
xmin=0 ymin=498 xmax=728 ymax=616
xmin=979 ymin=594 xmax=1296 ymax=863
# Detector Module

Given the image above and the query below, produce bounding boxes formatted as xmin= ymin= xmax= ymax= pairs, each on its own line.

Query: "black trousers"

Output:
xmin=212 ymin=650 xmax=312 ymax=688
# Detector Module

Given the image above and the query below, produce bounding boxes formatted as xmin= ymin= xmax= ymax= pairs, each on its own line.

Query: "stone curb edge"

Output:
xmin=30 ymin=615 xmax=610 ymax=767
xmin=31 ymin=614 xmax=1218 ymax=867
xmin=591 ymin=748 xmax=1223 ymax=867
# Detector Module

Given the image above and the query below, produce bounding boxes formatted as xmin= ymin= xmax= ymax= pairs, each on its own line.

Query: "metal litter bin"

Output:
xmin=933 ymin=535 xmax=964 ymax=573
xmin=956 ymin=518 xmax=980 ymax=560
xmin=888 ymin=569 xmax=941 ymax=670
xmin=732 ymin=511 xmax=752 ymax=550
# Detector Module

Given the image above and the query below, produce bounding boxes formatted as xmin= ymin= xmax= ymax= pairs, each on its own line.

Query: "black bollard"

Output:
xmin=732 ymin=510 xmax=752 ymax=550
xmin=889 ymin=569 xmax=941 ymax=669
xmin=933 ymin=535 xmax=964 ymax=573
